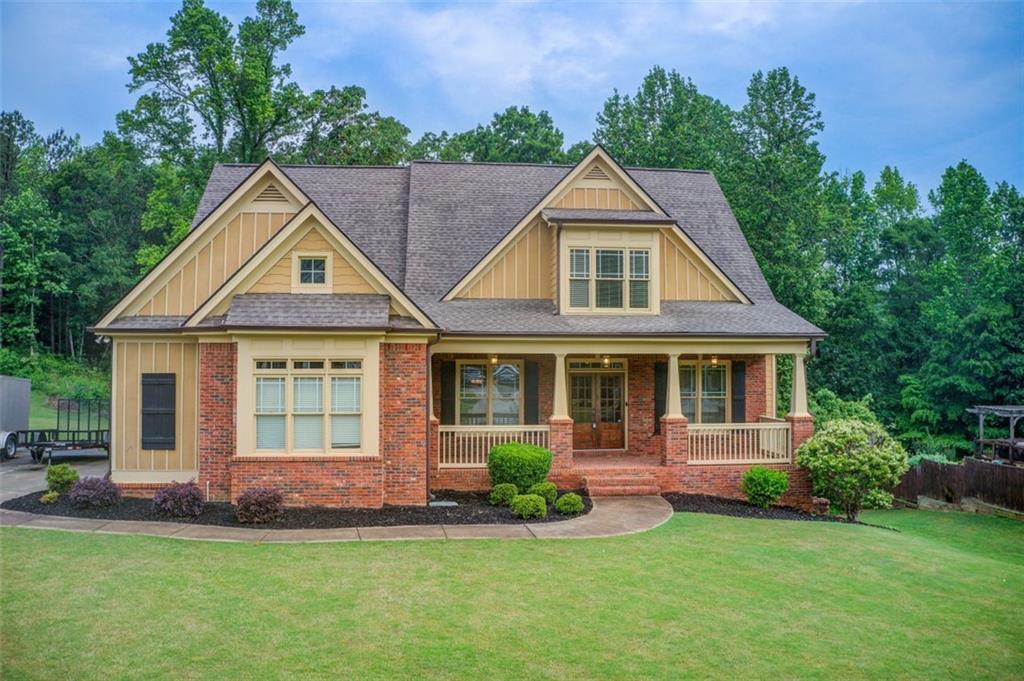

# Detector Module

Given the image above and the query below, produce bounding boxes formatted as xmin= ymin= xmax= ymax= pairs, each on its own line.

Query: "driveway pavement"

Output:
xmin=0 ymin=452 xmax=109 ymax=502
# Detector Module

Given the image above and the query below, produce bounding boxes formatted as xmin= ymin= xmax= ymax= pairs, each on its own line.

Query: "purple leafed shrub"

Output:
xmin=69 ymin=476 xmax=122 ymax=509
xmin=153 ymin=480 xmax=205 ymax=519
xmin=236 ymin=487 xmax=284 ymax=524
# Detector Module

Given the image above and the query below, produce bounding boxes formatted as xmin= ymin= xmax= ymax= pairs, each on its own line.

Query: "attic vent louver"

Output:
xmin=583 ymin=165 xmax=609 ymax=180
xmin=254 ymin=184 xmax=286 ymax=202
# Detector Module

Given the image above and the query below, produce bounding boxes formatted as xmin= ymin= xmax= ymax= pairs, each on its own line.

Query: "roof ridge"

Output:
xmin=216 ymin=160 xmax=713 ymax=174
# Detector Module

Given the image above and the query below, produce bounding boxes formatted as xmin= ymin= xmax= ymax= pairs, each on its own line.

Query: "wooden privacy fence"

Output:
xmin=893 ymin=458 xmax=1024 ymax=512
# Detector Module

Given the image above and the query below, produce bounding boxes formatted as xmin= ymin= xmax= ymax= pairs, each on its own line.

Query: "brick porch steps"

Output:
xmin=583 ymin=471 xmax=661 ymax=497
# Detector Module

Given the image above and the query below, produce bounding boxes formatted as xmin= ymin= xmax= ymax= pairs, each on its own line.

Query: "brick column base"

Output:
xmin=787 ymin=415 xmax=815 ymax=454
xmin=660 ymin=415 xmax=689 ymax=466
xmin=198 ymin=342 xmax=236 ymax=501
xmin=548 ymin=417 xmax=574 ymax=477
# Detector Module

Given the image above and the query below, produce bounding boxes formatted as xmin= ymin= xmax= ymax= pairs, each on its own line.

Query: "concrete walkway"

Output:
xmin=0 ymin=496 xmax=673 ymax=543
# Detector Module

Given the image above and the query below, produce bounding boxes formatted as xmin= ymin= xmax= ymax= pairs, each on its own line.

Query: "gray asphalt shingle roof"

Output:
xmin=224 ymin=293 xmax=392 ymax=329
xmin=173 ymin=156 xmax=824 ymax=338
xmin=540 ymin=208 xmax=675 ymax=224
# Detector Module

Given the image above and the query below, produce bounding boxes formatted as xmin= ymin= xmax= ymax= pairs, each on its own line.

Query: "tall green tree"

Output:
xmin=732 ymin=67 xmax=830 ymax=323
xmin=284 ymin=86 xmax=410 ymax=166
xmin=120 ymin=0 xmax=306 ymax=164
xmin=593 ymin=66 xmax=738 ymax=176
xmin=411 ymin=106 xmax=567 ymax=164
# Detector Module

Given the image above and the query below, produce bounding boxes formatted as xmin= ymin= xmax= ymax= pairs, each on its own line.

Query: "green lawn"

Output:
xmin=2 ymin=510 xmax=1022 ymax=680
xmin=28 ymin=390 xmax=58 ymax=429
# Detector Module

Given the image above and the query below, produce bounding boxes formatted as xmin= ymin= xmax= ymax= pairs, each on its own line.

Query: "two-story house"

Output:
xmin=93 ymin=146 xmax=824 ymax=508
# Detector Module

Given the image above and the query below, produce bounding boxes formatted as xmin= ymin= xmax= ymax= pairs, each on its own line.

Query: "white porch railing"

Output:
xmin=687 ymin=422 xmax=791 ymax=465
xmin=438 ymin=425 xmax=550 ymax=468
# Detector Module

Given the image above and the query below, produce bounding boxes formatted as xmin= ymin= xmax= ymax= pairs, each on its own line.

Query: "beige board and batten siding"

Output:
xmin=457 ymin=219 xmax=555 ymax=299
xmin=123 ymin=177 xmax=302 ymax=318
xmin=658 ymin=230 xmax=739 ymax=302
xmin=550 ymin=163 xmax=647 ymax=211
xmin=111 ymin=338 xmax=199 ymax=481
xmin=247 ymin=226 xmax=377 ymax=295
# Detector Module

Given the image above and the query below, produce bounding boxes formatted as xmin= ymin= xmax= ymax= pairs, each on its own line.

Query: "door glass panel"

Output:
xmin=701 ymin=365 xmax=728 ymax=423
xmin=570 ymin=375 xmax=594 ymax=423
xmin=679 ymin=365 xmax=697 ymax=422
xmin=458 ymin=363 xmax=487 ymax=425
xmin=490 ymin=363 xmax=521 ymax=425
xmin=599 ymin=375 xmax=623 ymax=423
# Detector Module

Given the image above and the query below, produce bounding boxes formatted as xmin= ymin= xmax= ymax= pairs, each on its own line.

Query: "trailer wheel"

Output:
xmin=2 ymin=434 xmax=15 ymax=459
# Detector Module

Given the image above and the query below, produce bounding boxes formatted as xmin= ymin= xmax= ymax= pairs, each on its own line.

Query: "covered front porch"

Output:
xmin=428 ymin=337 xmax=815 ymax=503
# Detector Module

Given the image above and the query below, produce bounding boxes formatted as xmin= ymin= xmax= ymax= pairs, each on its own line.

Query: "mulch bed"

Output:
xmin=663 ymin=493 xmax=846 ymax=523
xmin=1 ymin=490 xmax=591 ymax=530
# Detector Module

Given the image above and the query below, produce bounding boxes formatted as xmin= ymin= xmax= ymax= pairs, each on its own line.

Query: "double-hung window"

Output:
xmin=678 ymin=360 xmax=730 ymax=423
xmin=254 ymin=359 xmax=363 ymax=452
xmin=456 ymin=360 xmax=522 ymax=425
xmin=567 ymin=248 xmax=651 ymax=311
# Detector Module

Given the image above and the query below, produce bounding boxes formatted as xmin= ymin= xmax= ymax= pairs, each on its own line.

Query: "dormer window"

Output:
xmin=299 ymin=257 xmax=326 ymax=284
xmin=567 ymin=247 xmax=651 ymax=311
xmin=291 ymin=252 xmax=333 ymax=292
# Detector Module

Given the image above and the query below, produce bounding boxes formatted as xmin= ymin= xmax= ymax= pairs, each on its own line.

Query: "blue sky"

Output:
xmin=2 ymin=1 xmax=1022 ymax=196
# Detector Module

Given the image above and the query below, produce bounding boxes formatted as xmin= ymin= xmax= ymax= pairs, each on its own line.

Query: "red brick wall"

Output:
xmin=230 ymin=456 xmax=383 ymax=508
xmin=381 ymin=342 xmax=429 ymax=505
xmin=663 ymin=462 xmax=812 ymax=509
xmin=742 ymin=355 xmax=768 ymax=422
xmin=198 ymin=342 xmax=236 ymax=501
xmin=627 ymin=355 xmax=661 ymax=455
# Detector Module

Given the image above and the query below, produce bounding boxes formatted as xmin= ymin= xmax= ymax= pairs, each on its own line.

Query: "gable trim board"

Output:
xmin=97 ymin=159 xmax=308 ymax=328
xmin=184 ymin=202 xmax=435 ymax=329
xmin=443 ymin=146 xmax=668 ymax=301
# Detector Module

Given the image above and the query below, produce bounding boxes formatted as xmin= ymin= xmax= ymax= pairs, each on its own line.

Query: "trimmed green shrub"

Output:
xmin=487 ymin=443 xmax=552 ymax=491
xmin=555 ymin=492 xmax=584 ymax=516
xmin=863 ymin=488 xmax=895 ymax=510
xmin=527 ymin=482 xmax=557 ymax=505
xmin=69 ymin=476 xmax=122 ymax=509
xmin=510 ymin=494 xmax=547 ymax=520
xmin=796 ymin=419 xmax=909 ymax=522
xmin=39 ymin=490 xmax=59 ymax=505
xmin=46 ymin=463 xmax=79 ymax=494
xmin=236 ymin=487 xmax=284 ymax=524
xmin=489 ymin=483 xmax=518 ymax=507
xmin=741 ymin=466 xmax=789 ymax=508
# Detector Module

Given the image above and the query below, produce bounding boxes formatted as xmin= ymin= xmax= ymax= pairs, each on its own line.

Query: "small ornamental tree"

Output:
xmin=796 ymin=419 xmax=909 ymax=521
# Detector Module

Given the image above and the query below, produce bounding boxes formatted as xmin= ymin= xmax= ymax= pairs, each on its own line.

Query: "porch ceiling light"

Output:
xmin=602 ymin=355 xmax=611 ymax=367
xmin=710 ymin=355 xmax=719 ymax=366
xmin=489 ymin=354 xmax=498 ymax=365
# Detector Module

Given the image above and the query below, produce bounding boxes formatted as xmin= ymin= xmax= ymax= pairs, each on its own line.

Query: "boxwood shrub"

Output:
xmin=46 ymin=463 xmax=79 ymax=494
xmin=153 ymin=480 xmax=205 ymax=519
xmin=69 ymin=476 xmax=122 ymax=509
xmin=510 ymin=494 xmax=547 ymax=520
xmin=487 ymin=443 xmax=552 ymax=491
xmin=555 ymin=492 xmax=585 ymax=516
xmin=527 ymin=481 xmax=557 ymax=505
xmin=489 ymin=483 xmax=518 ymax=507
xmin=740 ymin=466 xmax=789 ymax=509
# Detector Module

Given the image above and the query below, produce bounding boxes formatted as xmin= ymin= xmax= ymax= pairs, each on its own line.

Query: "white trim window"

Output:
xmin=567 ymin=247 xmax=651 ymax=311
xmin=456 ymin=360 xmax=523 ymax=426
xmin=679 ymin=360 xmax=731 ymax=423
xmin=291 ymin=251 xmax=333 ymax=292
xmin=254 ymin=358 xmax=363 ymax=452
xmin=299 ymin=257 xmax=326 ymax=284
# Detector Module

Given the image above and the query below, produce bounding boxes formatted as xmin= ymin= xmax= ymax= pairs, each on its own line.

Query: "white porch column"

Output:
xmin=789 ymin=351 xmax=811 ymax=417
xmin=552 ymin=352 xmax=569 ymax=419
xmin=666 ymin=353 xmax=682 ymax=417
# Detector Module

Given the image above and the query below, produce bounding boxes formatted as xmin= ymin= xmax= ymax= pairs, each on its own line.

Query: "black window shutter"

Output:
xmin=731 ymin=361 xmax=746 ymax=423
xmin=141 ymin=373 xmax=176 ymax=450
xmin=440 ymin=361 xmax=456 ymax=425
xmin=524 ymin=361 xmax=539 ymax=425
xmin=653 ymin=361 xmax=667 ymax=434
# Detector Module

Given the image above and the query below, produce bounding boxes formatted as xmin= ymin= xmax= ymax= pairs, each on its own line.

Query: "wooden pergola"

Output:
xmin=968 ymin=406 xmax=1024 ymax=463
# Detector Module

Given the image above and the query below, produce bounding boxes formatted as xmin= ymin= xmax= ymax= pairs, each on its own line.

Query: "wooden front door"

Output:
xmin=570 ymin=372 xmax=625 ymax=450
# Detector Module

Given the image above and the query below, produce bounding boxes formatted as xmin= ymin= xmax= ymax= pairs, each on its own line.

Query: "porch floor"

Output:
xmin=573 ymin=452 xmax=662 ymax=469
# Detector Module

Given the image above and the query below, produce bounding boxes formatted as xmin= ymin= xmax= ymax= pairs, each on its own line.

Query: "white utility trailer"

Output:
xmin=0 ymin=375 xmax=31 ymax=458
